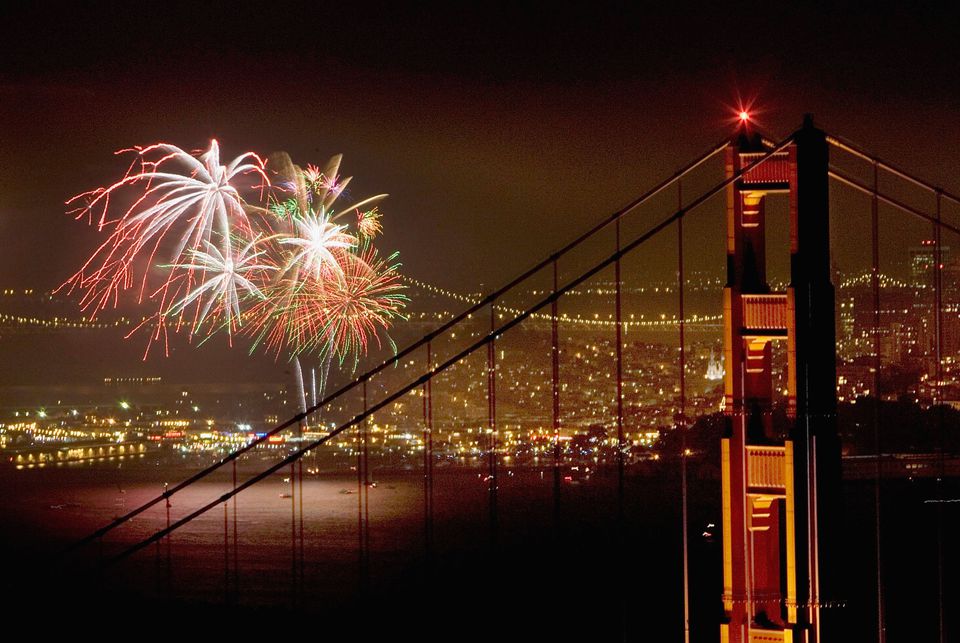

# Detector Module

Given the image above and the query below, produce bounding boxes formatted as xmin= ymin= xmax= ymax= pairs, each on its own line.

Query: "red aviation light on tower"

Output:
xmin=725 ymin=96 xmax=761 ymax=132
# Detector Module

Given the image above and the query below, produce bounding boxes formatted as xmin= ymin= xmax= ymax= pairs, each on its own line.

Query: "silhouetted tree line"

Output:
xmin=656 ymin=397 xmax=960 ymax=461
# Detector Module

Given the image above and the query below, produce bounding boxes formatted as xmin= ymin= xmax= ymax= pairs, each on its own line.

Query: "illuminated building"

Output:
xmin=909 ymin=240 xmax=950 ymax=289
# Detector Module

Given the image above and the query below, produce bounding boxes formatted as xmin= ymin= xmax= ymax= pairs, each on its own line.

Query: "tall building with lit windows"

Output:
xmin=909 ymin=240 xmax=950 ymax=288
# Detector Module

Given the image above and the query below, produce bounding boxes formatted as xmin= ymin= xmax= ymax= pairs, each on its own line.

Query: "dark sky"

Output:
xmin=1 ymin=3 xmax=959 ymax=385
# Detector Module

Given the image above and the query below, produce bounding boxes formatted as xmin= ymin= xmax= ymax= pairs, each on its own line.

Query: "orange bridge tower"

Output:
xmin=720 ymin=116 xmax=841 ymax=643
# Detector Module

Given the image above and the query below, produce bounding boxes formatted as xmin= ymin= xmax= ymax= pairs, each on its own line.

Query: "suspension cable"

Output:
xmin=65 ymin=137 xmax=732 ymax=555
xmin=100 ymin=132 xmax=798 ymax=566
xmin=827 ymin=135 xmax=960 ymax=207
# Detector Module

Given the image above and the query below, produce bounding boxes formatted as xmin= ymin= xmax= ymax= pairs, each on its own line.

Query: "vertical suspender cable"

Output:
xmin=552 ymin=259 xmax=562 ymax=528
xmin=489 ymin=303 xmax=498 ymax=548
xmin=679 ymin=181 xmax=690 ymax=643
xmin=871 ymin=161 xmax=885 ymax=643
xmin=232 ymin=458 xmax=238 ymax=602
xmin=934 ymin=191 xmax=945 ymax=643
xmin=298 ymin=399 xmax=304 ymax=598
xmin=298 ymin=455 xmax=304 ymax=599
xmin=224 ymin=500 xmax=229 ymax=603
xmin=363 ymin=379 xmax=371 ymax=592
xmin=165 ymin=483 xmax=171 ymax=594
xmin=363 ymin=379 xmax=370 ymax=571
xmin=427 ymin=349 xmax=434 ymax=553
xmin=423 ymin=346 xmax=429 ymax=554
xmin=155 ymin=483 xmax=162 ymax=576
xmin=424 ymin=341 xmax=434 ymax=563
xmin=616 ymin=220 xmax=625 ymax=514
xmin=290 ymin=461 xmax=296 ymax=605
xmin=358 ymin=382 xmax=366 ymax=594
xmin=615 ymin=218 xmax=626 ymax=642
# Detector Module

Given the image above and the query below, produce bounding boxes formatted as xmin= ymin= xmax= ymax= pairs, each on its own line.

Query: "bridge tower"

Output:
xmin=720 ymin=116 xmax=840 ymax=643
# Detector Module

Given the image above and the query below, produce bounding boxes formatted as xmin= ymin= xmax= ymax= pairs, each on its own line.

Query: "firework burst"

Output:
xmin=61 ymin=141 xmax=267 ymax=311
xmin=61 ymin=141 xmax=407 ymax=363
xmin=279 ymin=213 xmax=357 ymax=279
xmin=357 ymin=207 xmax=383 ymax=239
xmin=165 ymin=235 xmax=277 ymax=335
xmin=299 ymin=244 xmax=407 ymax=366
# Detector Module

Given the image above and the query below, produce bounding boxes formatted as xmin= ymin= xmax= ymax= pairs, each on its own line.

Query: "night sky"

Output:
xmin=2 ymin=3 xmax=959 ymax=384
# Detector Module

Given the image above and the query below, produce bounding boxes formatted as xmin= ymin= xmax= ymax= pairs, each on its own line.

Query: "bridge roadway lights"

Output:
xmin=719 ymin=116 xmax=840 ymax=643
